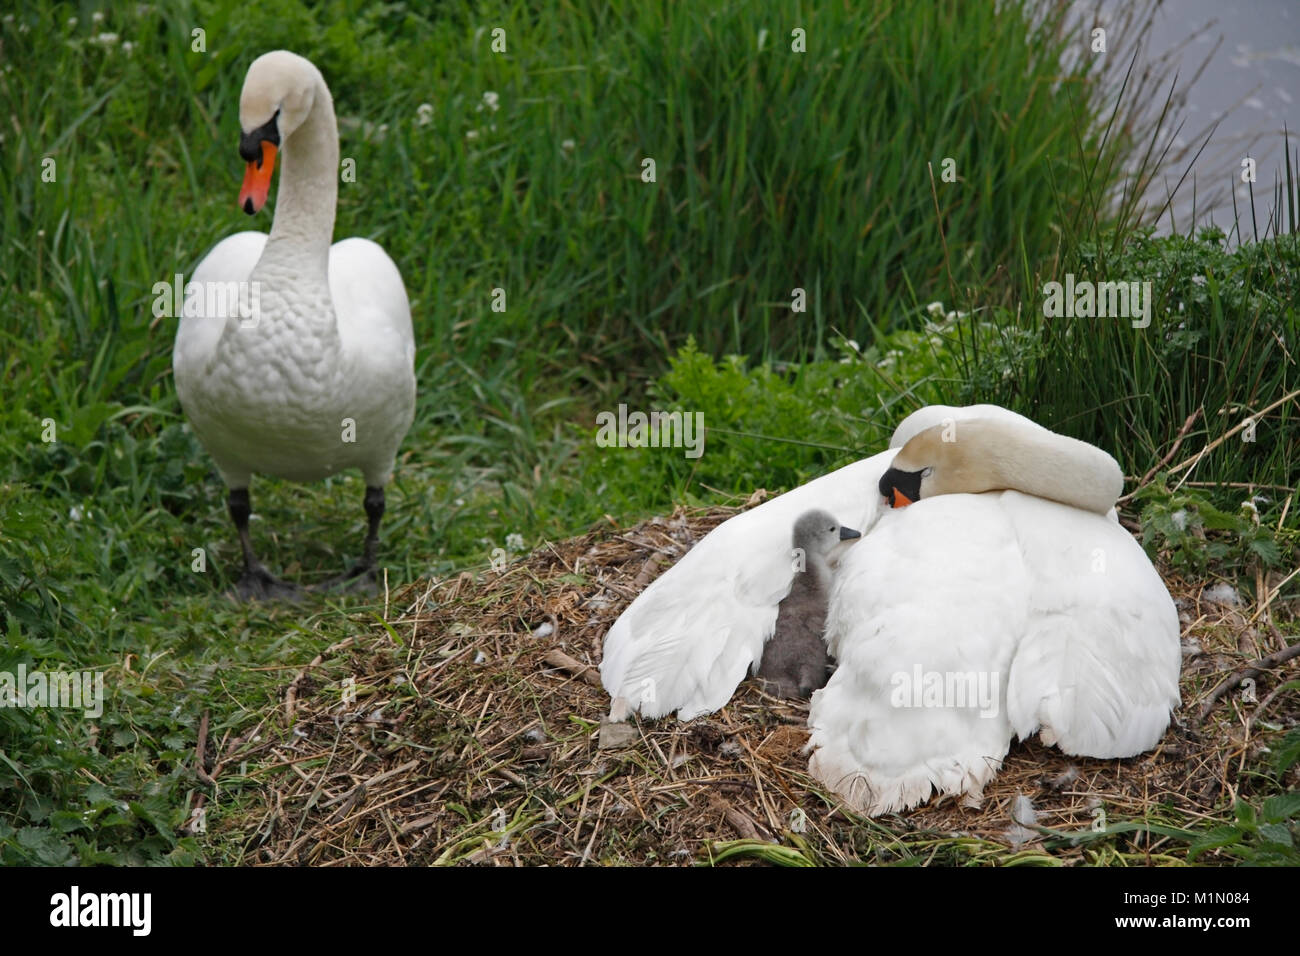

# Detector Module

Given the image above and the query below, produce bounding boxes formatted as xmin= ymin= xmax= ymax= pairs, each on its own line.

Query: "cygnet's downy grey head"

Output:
xmin=793 ymin=508 xmax=861 ymax=559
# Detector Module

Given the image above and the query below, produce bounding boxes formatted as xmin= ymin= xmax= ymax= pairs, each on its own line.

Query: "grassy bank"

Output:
xmin=0 ymin=0 xmax=1296 ymax=865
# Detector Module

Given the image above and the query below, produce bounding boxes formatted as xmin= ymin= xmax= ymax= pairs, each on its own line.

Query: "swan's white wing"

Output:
xmin=174 ymin=231 xmax=268 ymax=388
xmin=808 ymin=494 xmax=1027 ymax=814
xmin=1001 ymin=491 xmax=1181 ymax=757
xmin=600 ymin=450 xmax=895 ymax=720
xmin=329 ymin=237 xmax=417 ymax=484
xmin=330 ymin=237 xmax=415 ymax=365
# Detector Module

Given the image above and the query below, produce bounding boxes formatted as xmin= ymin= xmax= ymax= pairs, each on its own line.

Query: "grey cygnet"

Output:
xmin=755 ymin=509 xmax=861 ymax=699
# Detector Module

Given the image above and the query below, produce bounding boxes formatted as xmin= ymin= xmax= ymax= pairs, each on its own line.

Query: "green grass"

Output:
xmin=0 ymin=0 xmax=1296 ymax=865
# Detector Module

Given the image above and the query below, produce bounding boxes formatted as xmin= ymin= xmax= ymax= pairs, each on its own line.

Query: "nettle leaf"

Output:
xmin=1234 ymin=800 xmax=1257 ymax=828
xmin=15 ymin=826 xmax=75 ymax=865
xmin=1258 ymin=823 xmax=1295 ymax=848
xmin=1187 ymin=825 xmax=1245 ymax=861
xmin=1262 ymin=792 xmax=1300 ymax=824
xmin=1245 ymin=535 xmax=1281 ymax=566
xmin=1274 ymin=729 xmax=1300 ymax=775
xmin=48 ymin=809 xmax=92 ymax=834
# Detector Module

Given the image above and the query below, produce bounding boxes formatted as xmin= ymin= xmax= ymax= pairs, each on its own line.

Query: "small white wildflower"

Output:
xmin=93 ymin=31 xmax=119 ymax=45
xmin=69 ymin=505 xmax=84 ymax=522
xmin=561 ymin=138 xmax=575 ymax=152
xmin=481 ymin=91 xmax=499 ymax=112
xmin=121 ymin=40 xmax=134 ymax=54
xmin=465 ymin=129 xmax=479 ymax=141
xmin=416 ymin=103 xmax=433 ymax=126
xmin=93 ymin=10 xmax=104 ymax=22
xmin=925 ymin=301 xmax=944 ymax=317
xmin=506 ymin=532 xmax=525 ymax=552
xmin=67 ymin=16 xmax=78 ymax=27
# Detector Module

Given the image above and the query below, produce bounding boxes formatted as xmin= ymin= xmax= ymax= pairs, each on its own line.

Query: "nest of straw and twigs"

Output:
xmin=203 ymin=497 xmax=1299 ymax=866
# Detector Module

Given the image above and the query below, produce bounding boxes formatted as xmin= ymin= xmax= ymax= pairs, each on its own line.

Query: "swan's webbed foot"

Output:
xmin=227 ymin=487 xmax=299 ymax=602
xmin=314 ymin=484 xmax=385 ymax=597
xmin=234 ymin=562 xmax=301 ymax=602
xmin=313 ymin=562 xmax=380 ymax=595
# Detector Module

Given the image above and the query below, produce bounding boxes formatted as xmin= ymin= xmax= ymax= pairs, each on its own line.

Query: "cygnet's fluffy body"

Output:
xmin=755 ymin=509 xmax=860 ymax=698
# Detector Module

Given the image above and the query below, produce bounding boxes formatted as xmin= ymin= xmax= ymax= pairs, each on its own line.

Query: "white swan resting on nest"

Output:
xmin=599 ymin=404 xmax=1181 ymax=814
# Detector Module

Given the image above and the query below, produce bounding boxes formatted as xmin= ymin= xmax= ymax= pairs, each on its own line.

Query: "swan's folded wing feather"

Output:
xmin=327 ymin=237 xmax=416 ymax=481
xmin=600 ymin=450 xmax=894 ymax=720
xmin=1001 ymin=492 xmax=1181 ymax=757
xmin=330 ymin=237 xmax=415 ymax=371
xmin=175 ymin=231 xmax=268 ymax=384
xmin=809 ymin=495 xmax=1027 ymax=814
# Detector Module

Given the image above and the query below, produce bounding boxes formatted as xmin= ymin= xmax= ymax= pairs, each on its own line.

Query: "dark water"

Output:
xmin=1080 ymin=0 xmax=1300 ymax=239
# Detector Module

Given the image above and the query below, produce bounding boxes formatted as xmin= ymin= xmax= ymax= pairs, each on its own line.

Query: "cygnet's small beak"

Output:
xmin=839 ymin=526 xmax=861 ymax=540
xmin=238 ymin=141 xmax=278 ymax=215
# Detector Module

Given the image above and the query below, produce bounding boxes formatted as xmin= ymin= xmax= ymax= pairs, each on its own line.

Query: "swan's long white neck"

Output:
xmin=263 ymin=75 xmax=338 ymax=276
xmin=977 ymin=427 xmax=1123 ymax=514
xmin=895 ymin=420 xmax=1125 ymax=516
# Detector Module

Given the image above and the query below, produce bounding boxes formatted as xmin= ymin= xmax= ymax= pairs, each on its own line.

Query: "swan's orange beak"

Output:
xmin=239 ymin=141 xmax=277 ymax=215
xmin=890 ymin=488 xmax=913 ymax=508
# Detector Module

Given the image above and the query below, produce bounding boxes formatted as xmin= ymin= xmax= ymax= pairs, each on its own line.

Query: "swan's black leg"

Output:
xmin=316 ymin=485 xmax=385 ymax=593
xmin=228 ymin=488 xmax=299 ymax=601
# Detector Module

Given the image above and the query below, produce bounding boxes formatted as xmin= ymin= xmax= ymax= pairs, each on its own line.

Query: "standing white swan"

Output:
xmin=599 ymin=404 xmax=1180 ymax=813
xmin=173 ymin=51 xmax=416 ymax=599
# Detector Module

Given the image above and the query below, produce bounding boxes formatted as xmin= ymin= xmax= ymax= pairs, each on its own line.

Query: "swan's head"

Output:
xmin=878 ymin=417 xmax=1123 ymax=514
xmin=236 ymin=51 xmax=322 ymax=215
xmin=793 ymin=509 xmax=861 ymax=561
xmin=879 ymin=420 xmax=995 ymax=508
